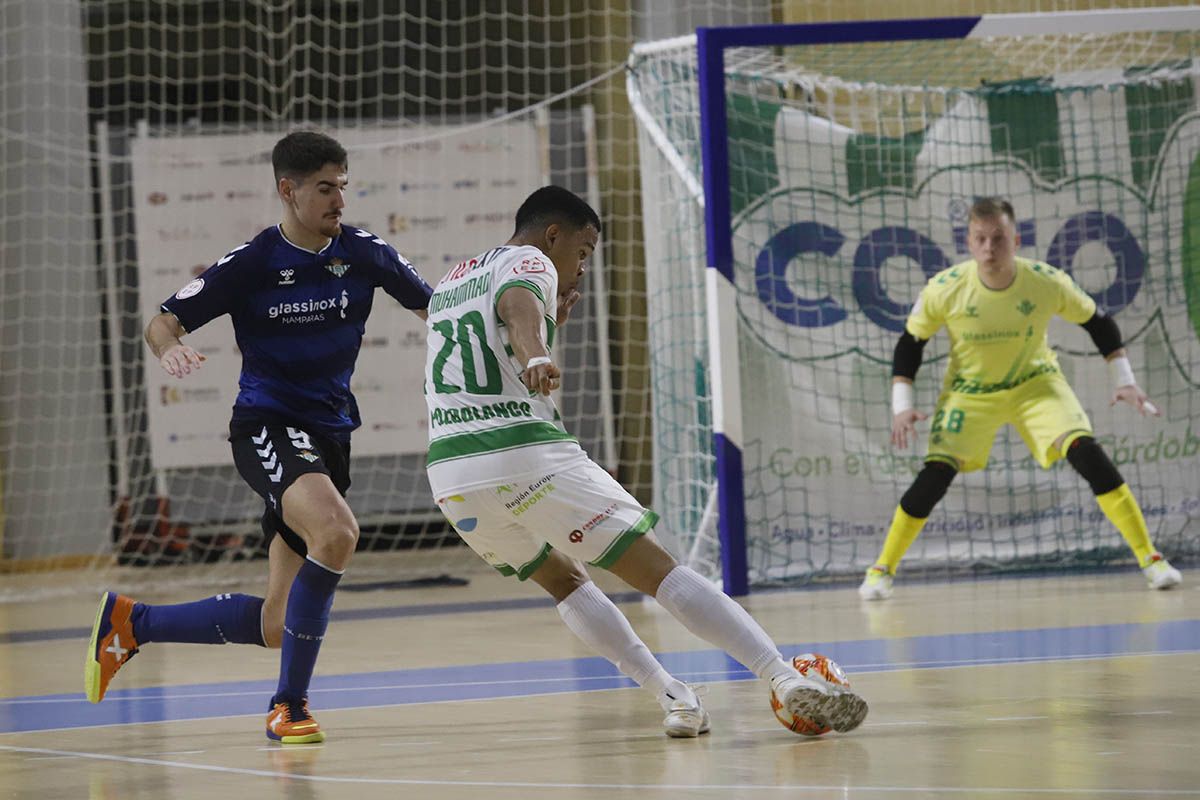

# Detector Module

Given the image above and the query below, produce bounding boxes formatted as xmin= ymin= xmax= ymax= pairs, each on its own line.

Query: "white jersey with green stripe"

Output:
xmin=424 ymin=244 xmax=587 ymax=497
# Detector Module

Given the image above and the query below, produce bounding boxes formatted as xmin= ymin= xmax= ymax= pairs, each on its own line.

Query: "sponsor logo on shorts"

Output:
xmin=568 ymin=530 xmax=584 ymax=543
xmin=505 ymin=476 xmax=554 ymax=515
xmin=580 ymin=503 xmax=618 ymax=532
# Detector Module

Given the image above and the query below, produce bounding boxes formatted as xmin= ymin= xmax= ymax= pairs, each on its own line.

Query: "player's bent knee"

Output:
xmin=261 ymin=610 xmax=284 ymax=649
xmin=899 ymin=462 xmax=958 ymax=518
xmin=307 ymin=519 xmax=359 ymax=568
xmin=607 ymin=533 xmax=678 ymax=596
xmin=529 ymin=550 xmax=589 ymax=603
xmin=1065 ymin=436 xmax=1124 ymax=495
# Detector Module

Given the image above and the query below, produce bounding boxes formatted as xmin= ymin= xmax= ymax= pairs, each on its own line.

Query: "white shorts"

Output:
xmin=434 ymin=460 xmax=659 ymax=580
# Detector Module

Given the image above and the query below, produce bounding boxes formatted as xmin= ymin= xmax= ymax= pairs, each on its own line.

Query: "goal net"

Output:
xmin=0 ymin=3 xmax=654 ymax=600
xmin=629 ymin=8 xmax=1200 ymax=589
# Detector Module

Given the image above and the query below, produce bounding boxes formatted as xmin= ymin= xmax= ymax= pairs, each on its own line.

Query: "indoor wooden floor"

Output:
xmin=1 ymin=558 xmax=1197 ymax=799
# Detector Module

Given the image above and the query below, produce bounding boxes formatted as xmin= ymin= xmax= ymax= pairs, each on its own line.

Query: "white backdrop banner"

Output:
xmin=134 ymin=123 xmax=543 ymax=469
xmin=730 ymin=103 xmax=1200 ymax=579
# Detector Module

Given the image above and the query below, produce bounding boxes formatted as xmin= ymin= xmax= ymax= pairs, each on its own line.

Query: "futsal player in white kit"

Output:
xmin=422 ymin=185 xmax=868 ymax=737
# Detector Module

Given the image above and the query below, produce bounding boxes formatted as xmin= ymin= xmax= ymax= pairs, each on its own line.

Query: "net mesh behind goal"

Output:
xmin=0 ymin=2 xmax=673 ymax=600
xmin=2 ymin=2 xmax=1195 ymax=601
xmin=631 ymin=16 xmax=1200 ymax=586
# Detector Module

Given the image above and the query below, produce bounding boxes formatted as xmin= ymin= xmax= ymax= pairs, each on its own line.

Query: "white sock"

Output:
xmin=557 ymin=581 xmax=692 ymax=709
xmin=655 ymin=565 xmax=792 ymax=682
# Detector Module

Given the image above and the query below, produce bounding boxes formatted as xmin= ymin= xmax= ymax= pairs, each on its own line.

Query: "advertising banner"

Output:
xmin=133 ymin=123 xmax=541 ymax=468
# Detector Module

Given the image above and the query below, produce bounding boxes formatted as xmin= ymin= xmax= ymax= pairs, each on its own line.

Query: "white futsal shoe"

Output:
xmin=661 ymin=686 xmax=710 ymax=738
xmin=1142 ymin=554 xmax=1182 ymax=590
xmin=770 ymin=667 xmax=869 ymax=734
xmin=857 ymin=565 xmax=894 ymax=601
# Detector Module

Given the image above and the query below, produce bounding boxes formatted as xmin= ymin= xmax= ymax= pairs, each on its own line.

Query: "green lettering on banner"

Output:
xmin=761 ymin=428 xmax=1200 ymax=486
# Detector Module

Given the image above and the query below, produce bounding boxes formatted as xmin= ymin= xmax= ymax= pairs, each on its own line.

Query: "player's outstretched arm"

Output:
xmin=890 ymin=331 xmax=929 ymax=448
xmin=1106 ymin=348 xmax=1161 ymax=417
xmin=497 ymin=286 xmax=560 ymax=395
xmin=1079 ymin=311 xmax=1160 ymax=417
xmin=144 ymin=312 xmax=206 ymax=379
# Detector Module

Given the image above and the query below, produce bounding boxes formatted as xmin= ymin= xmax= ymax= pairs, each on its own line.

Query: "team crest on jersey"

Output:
xmin=175 ymin=278 xmax=205 ymax=299
xmin=514 ymin=258 xmax=547 ymax=274
xmin=325 ymin=258 xmax=351 ymax=278
xmin=296 ymin=450 xmax=320 ymax=463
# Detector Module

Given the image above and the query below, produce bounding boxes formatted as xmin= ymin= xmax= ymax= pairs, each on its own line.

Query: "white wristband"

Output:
xmin=525 ymin=355 xmax=552 ymax=370
xmin=891 ymin=381 xmax=914 ymax=416
xmin=1109 ymin=355 xmax=1136 ymax=388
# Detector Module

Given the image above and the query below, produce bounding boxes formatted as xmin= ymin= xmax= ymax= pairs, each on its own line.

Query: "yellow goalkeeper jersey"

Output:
xmin=906 ymin=257 xmax=1097 ymax=395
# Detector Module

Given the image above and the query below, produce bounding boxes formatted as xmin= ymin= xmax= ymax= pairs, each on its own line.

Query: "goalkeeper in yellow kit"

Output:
xmin=859 ymin=197 xmax=1182 ymax=600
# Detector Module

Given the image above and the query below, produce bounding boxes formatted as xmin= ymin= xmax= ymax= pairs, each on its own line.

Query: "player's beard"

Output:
xmin=320 ymin=213 xmax=341 ymax=237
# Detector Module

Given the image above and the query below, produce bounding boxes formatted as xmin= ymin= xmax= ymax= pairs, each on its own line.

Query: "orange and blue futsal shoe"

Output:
xmin=85 ymin=591 xmax=140 ymax=703
xmin=266 ymin=698 xmax=326 ymax=744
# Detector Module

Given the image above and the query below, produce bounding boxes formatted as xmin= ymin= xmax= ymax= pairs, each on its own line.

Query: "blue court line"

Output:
xmin=0 ymin=592 xmax=648 ymax=646
xmin=1 ymin=619 xmax=1196 ymax=735
xmin=3 ymin=564 xmax=1167 ymax=646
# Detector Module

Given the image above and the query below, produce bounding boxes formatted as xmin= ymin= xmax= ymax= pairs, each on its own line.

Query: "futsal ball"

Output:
xmin=770 ymin=653 xmax=851 ymax=736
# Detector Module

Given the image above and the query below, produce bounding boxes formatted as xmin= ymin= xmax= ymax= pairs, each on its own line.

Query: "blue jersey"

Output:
xmin=162 ymin=224 xmax=432 ymax=440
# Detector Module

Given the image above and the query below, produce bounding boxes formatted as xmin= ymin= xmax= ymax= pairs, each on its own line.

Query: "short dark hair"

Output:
xmin=969 ymin=197 xmax=1016 ymax=224
xmin=272 ymin=131 xmax=348 ymax=183
xmin=513 ymin=185 xmax=602 ymax=237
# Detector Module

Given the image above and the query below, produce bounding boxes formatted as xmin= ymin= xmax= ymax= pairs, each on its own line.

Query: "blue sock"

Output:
xmin=274 ymin=557 xmax=342 ymax=704
xmin=132 ymin=593 xmax=265 ymax=646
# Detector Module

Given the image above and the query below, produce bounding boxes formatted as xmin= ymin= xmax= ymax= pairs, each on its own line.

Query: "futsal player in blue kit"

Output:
xmin=84 ymin=131 xmax=433 ymax=743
